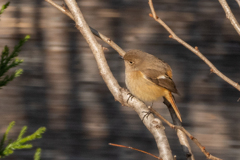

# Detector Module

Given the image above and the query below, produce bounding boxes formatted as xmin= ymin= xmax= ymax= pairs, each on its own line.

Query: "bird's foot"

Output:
xmin=142 ymin=109 xmax=153 ymax=121
xmin=127 ymin=93 xmax=134 ymax=103
xmin=142 ymin=103 xmax=154 ymax=120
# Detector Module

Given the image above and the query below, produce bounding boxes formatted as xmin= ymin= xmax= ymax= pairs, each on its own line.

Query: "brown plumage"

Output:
xmin=123 ymin=49 xmax=182 ymax=122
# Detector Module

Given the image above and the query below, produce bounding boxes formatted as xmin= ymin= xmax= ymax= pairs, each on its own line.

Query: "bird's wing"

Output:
xmin=142 ymin=69 xmax=178 ymax=94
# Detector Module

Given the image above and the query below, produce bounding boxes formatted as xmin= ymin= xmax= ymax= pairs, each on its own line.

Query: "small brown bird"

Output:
xmin=123 ymin=49 xmax=182 ymax=122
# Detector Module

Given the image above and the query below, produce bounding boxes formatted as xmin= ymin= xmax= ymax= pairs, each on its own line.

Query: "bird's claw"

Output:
xmin=127 ymin=93 xmax=134 ymax=103
xmin=142 ymin=110 xmax=153 ymax=121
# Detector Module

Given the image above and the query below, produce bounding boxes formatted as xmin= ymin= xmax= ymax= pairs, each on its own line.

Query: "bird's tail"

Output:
xmin=165 ymin=92 xmax=182 ymax=122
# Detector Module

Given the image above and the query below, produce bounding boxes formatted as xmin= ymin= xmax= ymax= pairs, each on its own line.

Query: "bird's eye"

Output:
xmin=129 ymin=61 xmax=134 ymax=65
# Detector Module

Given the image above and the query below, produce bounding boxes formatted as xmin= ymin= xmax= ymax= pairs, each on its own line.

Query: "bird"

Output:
xmin=123 ymin=49 xmax=182 ymax=122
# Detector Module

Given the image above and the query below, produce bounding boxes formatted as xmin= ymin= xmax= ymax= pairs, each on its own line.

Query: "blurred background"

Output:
xmin=0 ymin=0 xmax=240 ymax=159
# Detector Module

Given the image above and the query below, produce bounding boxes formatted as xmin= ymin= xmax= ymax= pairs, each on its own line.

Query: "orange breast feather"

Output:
xmin=126 ymin=71 xmax=168 ymax=102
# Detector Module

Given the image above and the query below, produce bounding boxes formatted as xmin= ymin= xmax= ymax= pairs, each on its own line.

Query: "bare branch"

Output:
xmin=163 ymin=98 xmax=194 ymax=160
xmin=62 ymin=0 xmax=174 ymax=159
xmin=45 ymin=0 xmax=125 ymax=57
xmin=109 ymin=143 xmax=162 ymax=160
xmin=150 ymin=118 xmax=174 ymax=160
xmin=148 ymin=107 xmax=222 ymax=160
xmin=236 ymin=0 xmax=240 ymax=7
xmin=218 ymin=0 xmax=240 ymax=35
xmin=148 ymin=0 xmax=240 ymax=92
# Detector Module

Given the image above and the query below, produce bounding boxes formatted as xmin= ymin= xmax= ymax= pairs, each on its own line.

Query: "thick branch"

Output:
xmin=63 ymin=0 xmax=173 ymax=159
xmin=148 ymin=0 xmax=240 ymax=92
xmin=63 ymin=0 xmax=122 ymax=103
xmin=218 ymin=0 xmax=240 ymax=36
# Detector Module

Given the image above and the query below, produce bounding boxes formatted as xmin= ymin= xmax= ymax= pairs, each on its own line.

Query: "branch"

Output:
xmin=109 ymin=143 xmax=162 ymax=160
xmin=45 ymin=0 xmax=125 ymax=57
xmin=62 ymin=0 xmax=174 ymax=159
xmin=236 ymin=0 xmax=240 ymax=7
xmin=148 ymin=0 xmax=240 ymax=92
xmin=148 ymin=107 xmax=222 ymax=160
xmin=218 ymin=0 xmax=240 ymax=36
xmin=163 ymin=98 xmax=194 ymax=160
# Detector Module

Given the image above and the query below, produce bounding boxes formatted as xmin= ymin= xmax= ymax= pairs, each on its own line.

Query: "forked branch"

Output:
xmin=148 ymin=107 xmax=222 ymax=160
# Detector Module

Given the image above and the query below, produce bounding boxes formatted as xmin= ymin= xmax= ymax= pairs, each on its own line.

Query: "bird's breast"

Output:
xmin=125 ymin=71 xmax=167 ymax=102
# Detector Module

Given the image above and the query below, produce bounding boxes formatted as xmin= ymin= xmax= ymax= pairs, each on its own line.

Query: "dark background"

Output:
xmin=0 ymin=0 xmax=240 ymax=159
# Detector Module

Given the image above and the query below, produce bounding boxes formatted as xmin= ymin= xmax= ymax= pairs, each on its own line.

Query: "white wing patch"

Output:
xmin=157 ymin=75 xmax=166 ymax=79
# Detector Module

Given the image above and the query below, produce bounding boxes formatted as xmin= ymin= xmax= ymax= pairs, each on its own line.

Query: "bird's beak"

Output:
xmin=119 ymin=55 xmax=123 ymax=60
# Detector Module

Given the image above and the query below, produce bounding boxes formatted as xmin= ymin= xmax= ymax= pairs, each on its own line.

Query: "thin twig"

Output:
xmin=148 ymin=107 xmax=222 ymax=160
xmin=109 ymin=143 xmax=163 ymax=160
xmin=148 ymin=0 xmax=240 ymax=92
xmin=218 ymin=0 xmax=240 ymax=36
xmin=45 ymin=0 xmax=125 ymax=57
